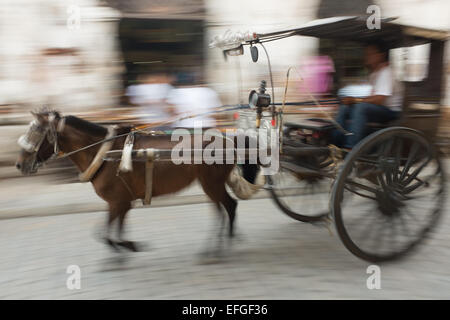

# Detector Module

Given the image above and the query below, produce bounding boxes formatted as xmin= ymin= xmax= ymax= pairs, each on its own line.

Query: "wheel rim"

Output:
xmin=269 ymin=165 xmax=330 ymax=222
xmin=332 ymin=128 xmax=446 ymax=262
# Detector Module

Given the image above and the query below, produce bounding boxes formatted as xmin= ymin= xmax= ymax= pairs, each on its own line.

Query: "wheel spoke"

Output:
xmin=333 ymin=129 xmax=444 ymax=262
xmin=400 ymin=141 xmax=420 ymax=180
xmin=270 ymin=167 xmax=330 ymax=221
xmin=366 ymin=215 xmax=391 ymax=253
xmin=393 ymin=137 xmax=403 ymax=183
xmin=382 ymin=138 xmax=395 ymax=156
xmin=397 ymin=212 xmax=413 ymax=239
xmin=388 ymin=214 xmax=401 ymax=251
xmin=354 ymin=156 xmax=381 ymax=165
xmin=403 ymin=178 xmax=431 ymax=194
xmin=376 ymin=173 xmax=389 ymax=193
xmin=402 ymin=155 xmax=432 ymax=186
xmin=344 ymin=178 xmax=379 ymax=196
xmin=352 ymin=207 xmax=384 ymax=247
xmin=344 ymin=185 xmax=377 ymax=200
xmin=384 ymin=166 xmax=394 ymax=188
xmin=346 ymin=205 xmax=379 ymax=228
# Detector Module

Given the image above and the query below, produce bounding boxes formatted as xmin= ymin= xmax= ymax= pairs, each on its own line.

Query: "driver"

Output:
xmin=332 ymin=42 xmax=403 ymax=148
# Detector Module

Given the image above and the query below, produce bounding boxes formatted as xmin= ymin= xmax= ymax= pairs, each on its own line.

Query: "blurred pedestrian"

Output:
xmin=167 ymin=74 xmax=220 ymax=129
xmin=125 ymin=71 xmax=174 ymax=123
xmin=298 ymin=55 xmax=335 ymax=97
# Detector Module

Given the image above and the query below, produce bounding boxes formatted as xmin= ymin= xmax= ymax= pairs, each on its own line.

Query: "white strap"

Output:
xmin=79 ymin=126 xmax=116 ymax=182
xmin=57 ymin=117 xmax=66 ymax=132
xmin=118 ymin=133 xmax=135 ymax=172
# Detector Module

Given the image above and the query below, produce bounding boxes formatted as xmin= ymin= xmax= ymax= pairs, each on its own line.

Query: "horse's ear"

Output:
xmin=30 ymin=111 xmax=46 ymax=124
xmin=53 ymin=111 xmax=61 ymax=119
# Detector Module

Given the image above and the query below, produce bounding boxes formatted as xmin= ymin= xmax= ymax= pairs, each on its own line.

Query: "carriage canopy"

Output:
xmin=252 ymin=16 xmax=449 ymax=48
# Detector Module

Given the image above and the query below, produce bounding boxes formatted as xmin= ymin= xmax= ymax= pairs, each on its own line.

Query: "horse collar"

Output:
xmin=78 ymin=126 xmax=117 ymax=182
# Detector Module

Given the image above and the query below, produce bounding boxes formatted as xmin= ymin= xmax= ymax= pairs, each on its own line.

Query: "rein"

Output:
xmin=23 ymin=103 xmax=252 ymax=175
xmin=51 ymin=131 xmax=130 ymax=161
xmin=50 ymin=104 xmax=251 ymax=162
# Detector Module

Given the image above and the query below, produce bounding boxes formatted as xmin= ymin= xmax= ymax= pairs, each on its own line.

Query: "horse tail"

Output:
xmin=226 ymin=164 xmax=265 ymax=200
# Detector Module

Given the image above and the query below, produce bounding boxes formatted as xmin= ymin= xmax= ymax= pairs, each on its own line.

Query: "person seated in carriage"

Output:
xmin=332 ymin=42 xmax=403 ymax=149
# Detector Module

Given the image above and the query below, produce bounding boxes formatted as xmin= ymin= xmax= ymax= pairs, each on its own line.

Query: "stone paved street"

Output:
xmin=1 ymin=191 xmax=450 ymax=299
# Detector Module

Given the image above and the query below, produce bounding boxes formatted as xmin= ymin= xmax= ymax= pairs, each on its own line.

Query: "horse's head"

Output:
xmin=16 ymin=109 xmax=63 ymax=175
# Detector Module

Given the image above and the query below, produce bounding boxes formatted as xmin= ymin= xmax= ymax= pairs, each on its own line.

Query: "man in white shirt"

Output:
xmin=333 ymin=42 xmax=403 ymax=148
xmin=125 ymin=72 xmax=174 ymax=122
xmin=167 ymin=74 xmax=220 ymax=129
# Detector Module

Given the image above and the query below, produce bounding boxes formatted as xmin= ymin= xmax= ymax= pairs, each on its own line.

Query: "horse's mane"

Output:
xmin=65 ymin=116 xmax=109 ymax=136
xmin=65 ymin=115 xmax=133 ymax=136
xmin=33 ymin=107 xmax=132 ymax=137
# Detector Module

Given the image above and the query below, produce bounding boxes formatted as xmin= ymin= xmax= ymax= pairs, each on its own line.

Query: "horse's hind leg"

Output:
xmin=198 ymin=175 xmax=238 ymax=255
xmin=214 ymin=202 xmax=226 ymax=239
xmin=216 ymin=188 xmax=237 ymax=238
xmin=199 ymin=178 xmax=237 ymax=237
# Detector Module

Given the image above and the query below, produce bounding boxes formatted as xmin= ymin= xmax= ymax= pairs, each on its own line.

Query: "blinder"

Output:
xmin=18 ymin=120 xmax=49 ymax=153
xmin=17 ymin=112 xmax=61 ymax=164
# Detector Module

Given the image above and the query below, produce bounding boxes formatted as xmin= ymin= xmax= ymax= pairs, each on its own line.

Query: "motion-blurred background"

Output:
xmin=0 ymin=0 xmax=449 ymax=299
xmin=0 ymin=0 xmax=449 ymax=178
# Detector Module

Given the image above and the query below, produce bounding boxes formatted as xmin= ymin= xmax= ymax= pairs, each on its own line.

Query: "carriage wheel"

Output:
xmin=268 ymin=163 xmax=330 ymax=223
xmin=331 ymin=127 xmax=446 ymax=262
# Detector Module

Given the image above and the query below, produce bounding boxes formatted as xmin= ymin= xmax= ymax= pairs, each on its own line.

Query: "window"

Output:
xmin=390 ymin=43 xmax=430 ymax=82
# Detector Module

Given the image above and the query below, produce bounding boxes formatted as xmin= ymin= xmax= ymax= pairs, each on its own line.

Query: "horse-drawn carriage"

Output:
xmin=16 ymin=16 xmax=448 ymax=262
xmin=212 ymin=16 xmax=449 ymax=262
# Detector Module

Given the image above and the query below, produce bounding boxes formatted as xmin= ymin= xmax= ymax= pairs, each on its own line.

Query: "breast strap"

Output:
xmin=79 ymin=126 xmax=117 ymax=182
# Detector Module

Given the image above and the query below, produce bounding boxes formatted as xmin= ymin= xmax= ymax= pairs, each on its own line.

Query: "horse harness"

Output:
xmin=18 ymin=114 xmax=155 ymax=204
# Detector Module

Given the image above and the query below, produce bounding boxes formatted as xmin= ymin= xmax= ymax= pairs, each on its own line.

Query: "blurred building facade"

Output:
xmin=0 ymin=0 xmax=123 ymax=113
xmin=205 ymin=0 xmax=450 ymax=105
xmin=0 ymin=0 xmax=448 ymax=114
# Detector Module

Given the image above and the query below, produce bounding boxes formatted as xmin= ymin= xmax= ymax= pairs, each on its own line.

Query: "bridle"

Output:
xmin=17 ymin=112 xmax=64 ymax=171
xmin=17 ymin=111 xmax=120 ymax=181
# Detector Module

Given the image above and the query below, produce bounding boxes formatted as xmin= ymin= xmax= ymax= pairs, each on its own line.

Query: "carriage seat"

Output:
xmin=284 ymin=118 xmax=336 ymax=132
xmin=366 ymin=118 xmax=401 ymax=129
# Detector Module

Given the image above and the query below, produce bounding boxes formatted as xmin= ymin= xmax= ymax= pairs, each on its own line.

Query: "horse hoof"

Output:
xmin=105 ymin=238 xmax=120 ymax=252
xmin=227 ymin=232 xmax=244 ymax=244
xmin=197 ymin=251 xmax=223 ymax=264
xmin=117 ymin=241 xmax=146 ymax=252
xmin=198 ymin=246 xmax=227 ymax=263
xmin=234 ymin=233 xmax=245 ymax=242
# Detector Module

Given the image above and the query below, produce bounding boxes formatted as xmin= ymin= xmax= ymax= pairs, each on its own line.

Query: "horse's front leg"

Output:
xmin=100 ymin=201 xmax=138 ymax=252
xmin=99 ymin=201 xmax=122 ymax=252
xmin=113 ymin=201 xmax=144 ymax=252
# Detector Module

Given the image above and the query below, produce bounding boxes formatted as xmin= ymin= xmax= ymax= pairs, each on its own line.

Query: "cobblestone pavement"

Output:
xmin=1 ymin=188 xmax=450 ymax=300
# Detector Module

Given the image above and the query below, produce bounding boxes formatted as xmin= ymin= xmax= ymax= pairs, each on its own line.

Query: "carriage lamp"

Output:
xmin=249 ymin=80 xmax=271 ymax=109
xmin=249 ymin=80 xmax=271 ymax=128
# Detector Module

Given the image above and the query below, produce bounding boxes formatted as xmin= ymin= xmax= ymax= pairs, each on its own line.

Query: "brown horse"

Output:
xmin=16 ymin=110 xmax=257 ymax=254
